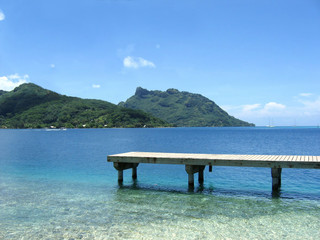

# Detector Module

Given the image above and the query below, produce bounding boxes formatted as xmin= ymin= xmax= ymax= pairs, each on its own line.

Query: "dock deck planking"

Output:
xmin=109 ymin=152 xmax=320 ymax=168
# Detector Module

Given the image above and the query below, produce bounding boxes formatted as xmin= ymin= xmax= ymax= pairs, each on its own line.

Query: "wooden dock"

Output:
xmin=107 ymin=152 xmax=320 ymax=190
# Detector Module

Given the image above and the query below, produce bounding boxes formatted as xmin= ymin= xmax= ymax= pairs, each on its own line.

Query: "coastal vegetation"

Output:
xmin=0 ymin=84 xmax=171 ymax=129
xmin=120 ymin=87 xmax=254 ymax=127
xmin=0 ymin=84 xmax=254 ymax=129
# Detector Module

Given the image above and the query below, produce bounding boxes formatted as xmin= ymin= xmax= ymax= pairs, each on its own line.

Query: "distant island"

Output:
xmin=0 ymin=84 xmax=171 ymax=129
xmin=120 ymin=87 xmax=254 ymax=127
xmin=0 ymin=84 xmax=254 ymax=129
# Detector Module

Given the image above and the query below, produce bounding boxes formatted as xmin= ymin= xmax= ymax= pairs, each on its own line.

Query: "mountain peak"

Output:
xmin=166 ymin=88 xmax=179 ymax=94
xmin=122 ymin=87 xmax=254 ymax=127
xmin=135 ymin=87 xmax=150 ymax=98
xmin=13 ymin=83 xmax=43 ymax=91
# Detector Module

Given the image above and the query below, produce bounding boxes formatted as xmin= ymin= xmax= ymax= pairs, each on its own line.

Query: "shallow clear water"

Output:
xmin=0 ymin=127 xmax=320 ymax=239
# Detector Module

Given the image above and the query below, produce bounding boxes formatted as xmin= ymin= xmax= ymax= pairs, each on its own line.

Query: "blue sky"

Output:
xmin=0 ymin=0 xmax=319 ymax=126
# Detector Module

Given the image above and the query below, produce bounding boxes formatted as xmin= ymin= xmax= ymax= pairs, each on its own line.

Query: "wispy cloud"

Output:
xmin=242 ymin=104 xmax=261 ymax=111
xmin=0 ymin=10 xmax=5 ymax=21
xmin=92 ymin=84 xmax=100 ymax=88
xmin=298 ymin=96 xmax=320 ymax=115
xmin=50 ymin=64 xmax=55 ymax=68
xmin=224 ymin=102 xmax=285 ymax=114
xmin=223 ymin=101 xmax=288 ymax=123
xmin=223 ymin=93 xmax=320 ymax=126
xmin=0 ymin=74 xmax=29 ymax=91
xmin=299 ymin=93 xmax=313 ymax=97
xmin=123 ymin=56 xmax=155 ymax=69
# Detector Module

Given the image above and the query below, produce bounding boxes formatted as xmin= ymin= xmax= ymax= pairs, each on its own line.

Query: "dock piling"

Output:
xmin=198 ymin=167 xmax=204 ymax=184
xmin=188 ymin=172 xmax=194 ymax=187
xmin=113 ymin=162 xmax=139 ymax=183
xmin=185 ymin=165 xmax=205 ymax=187
xmin=132 ymin=166 xmax=137 ymax=180
xmin=271 ymin=168 xmax=282 ymax=190
xmin=118 ymin=170 xmax=123 ymax=183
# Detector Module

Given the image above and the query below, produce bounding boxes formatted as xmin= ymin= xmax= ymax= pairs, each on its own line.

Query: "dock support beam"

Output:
xmin=113 ymin=162 xmax=139 ymax=183
xmin=185 ymin=165 xmax=205 ymax=188
xmin=271 ymin=168 xmax=282 ymax=190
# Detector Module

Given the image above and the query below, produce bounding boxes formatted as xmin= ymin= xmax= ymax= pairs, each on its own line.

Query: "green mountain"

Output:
xmin=120 ymin=87 xmax=254 ymax=127
xmin=0 ymin=84 xmax=171 ymax=129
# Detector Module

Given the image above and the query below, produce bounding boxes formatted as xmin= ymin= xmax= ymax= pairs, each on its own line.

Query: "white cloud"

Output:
xmin=233 ymin=102 xmax=285 ymax=115
xmin=92 ymin=84 xmax=100 ymax=88
xmin=0 ymin=74 xmax=29 ymax=91
xmin=50 ymin=64 xmax=55 ymax=68
xmin=0 ymin=10 xmax=5 ymax=21
xmin=223 ymin=101 xmax=287 ymax=123
xmin=123 ymin=56 xmax=155 ymax=69
xmin=299 ymin=96 xmax=320 ymax=114
xmin=242 ymin=104 xmax=261 ymax=112
xmin=264 ymin=102 xmax=286 ymax=110
xmin=222 ymin=93 xmax=320 ymax=125
xmin=7 ymin=73 xmax=21 ymax=80
xmin=299 ymin=93 xmax=313 ymax=97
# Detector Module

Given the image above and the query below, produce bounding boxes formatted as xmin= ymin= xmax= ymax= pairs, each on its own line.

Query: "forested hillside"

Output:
xmin=120 ymin=87 xmax=254 ymax=127
xmin=0 ymin=84 xmax=171 ymax=128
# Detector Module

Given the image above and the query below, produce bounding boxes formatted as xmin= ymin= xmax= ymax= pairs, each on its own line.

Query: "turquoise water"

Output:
xmin=0 ymin=127 xmax=320 ymax=239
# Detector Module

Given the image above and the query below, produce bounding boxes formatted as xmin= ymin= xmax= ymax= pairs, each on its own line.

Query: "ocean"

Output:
xmin=0 ymin=127 xmax=320 ymax=239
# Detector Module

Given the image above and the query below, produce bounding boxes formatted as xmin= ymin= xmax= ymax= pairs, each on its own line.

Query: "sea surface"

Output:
xmin=0 ymin=127 xmax=320 ymax=239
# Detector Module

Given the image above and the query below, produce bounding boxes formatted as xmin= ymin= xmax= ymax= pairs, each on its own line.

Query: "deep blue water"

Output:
xmin=1 ymin=127 xmax=320 ymax=239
